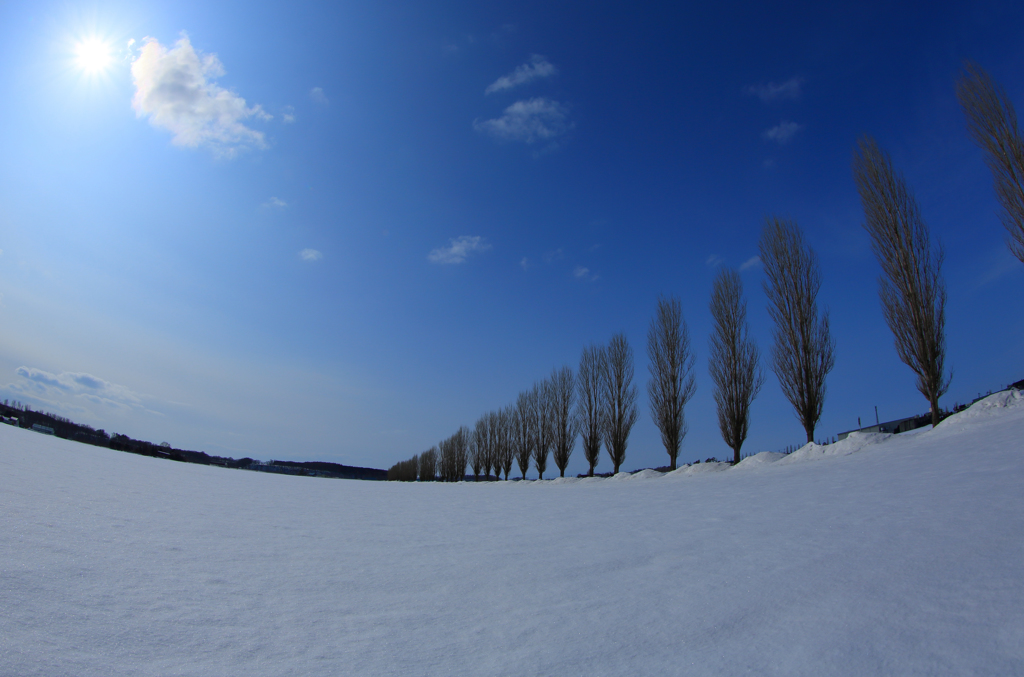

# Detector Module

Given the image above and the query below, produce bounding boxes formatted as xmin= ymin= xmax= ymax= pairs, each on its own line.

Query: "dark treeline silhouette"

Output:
xmin=0 ymin=400 xmax=385 ymax=481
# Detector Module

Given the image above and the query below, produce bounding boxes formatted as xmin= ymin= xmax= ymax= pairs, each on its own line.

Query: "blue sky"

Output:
xmin=0 ymin=0 xmax=1021 ymax=474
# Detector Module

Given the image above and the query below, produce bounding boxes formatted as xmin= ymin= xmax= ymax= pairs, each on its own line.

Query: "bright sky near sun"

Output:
xmin=0 ymin=1 xmax=1021 ymax=473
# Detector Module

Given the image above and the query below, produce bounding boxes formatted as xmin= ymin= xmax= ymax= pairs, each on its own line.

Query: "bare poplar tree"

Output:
xmin=513 ymin=389 xmax=536 ymax=480
xmin=496 ymin=406 xmax=514 ymax=480
xmin=479 ymin=414 xmax=493 ymax=480
xmin=532 ymin=379 xmax=553 ymax=480
xmin=646 ymin=296 xmax=697 ymax=470
xmin=708 ymin=268 xmax=765 ymax=464
xmin=759 ymin=217 xmax=836 ymax=443
xmin=471 ymin=418 xmax=486 ymax=481
xmin=602 ymin=333 xmax=638 ymax=474
xmin=418 ymin=446 xmax=437 ymax=481
xmin=956 ymin=61 xmax=1024 ymax=264
xmin=576 ymin=344 xmax=605 ymax=476
xmin=453 ymin=426 xmax=470 ymax=481
xmin=549 ymin=366 xmax=579 ymax=477
xmin=853 ymin=136 xmax=951 ymax=425
xmin=438 ymin=437 xmax=453 ymax=481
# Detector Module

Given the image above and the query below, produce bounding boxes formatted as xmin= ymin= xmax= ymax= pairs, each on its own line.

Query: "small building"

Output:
xmin=837 ymin=414 xmax=930 ymax=441
xmin=31 ymin=424 xmax=55 ymax=436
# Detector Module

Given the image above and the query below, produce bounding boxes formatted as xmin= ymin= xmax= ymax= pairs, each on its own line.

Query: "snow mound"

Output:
xmin=665 ymin=461 xmax=731 ymax=478
xmin=734 ymin=451 xmax=786 ymax=468
xmin=939 ymin=389 xmax=1024 ymax=427
xmin=605 ymin=470 xmax=637 ymax=481
xmin=629 ymin=469 xmax=665 ymax=480
xmin=776 ymin=431 xmax=892 ymax=465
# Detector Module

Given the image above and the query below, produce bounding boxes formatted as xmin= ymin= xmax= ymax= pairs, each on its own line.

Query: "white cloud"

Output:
xmin=11 ymin=367 xmax=143 ymax=408
xmin=739 ymin=255 xmax=762 ymax=271
xmin=131 ymin=35 xmax=270 ymax=156
xmin=310 ymin=87 xmax=328 ymax=105
xmin=300 ymin=249 xmax=323 ymax=261
xmin=706 ymin=254 xmax=724 ymax=268
xmin=282 ymin=105 xmax=296 ymax=123
xmin=746 ymin=77 xmax=803 ymax=103
xmin=574 ymin=265 xmax=598 ymax=281
xmin=763 ymin=121 xmax=803 ymax=144
xmin=543 ymin=248 xmax=564 ymax=264
xmin=428 ymin=235 xmax=491 ymax=264
xmin=474 ymin=98 xmax=571 ymax=144
xmin=520 ymin=257 xmax=531 ymax=270
xmin=263 ymin=197 xmax=287 ymax=209
xmin=485 ymin=55 xmax=557 ymax=94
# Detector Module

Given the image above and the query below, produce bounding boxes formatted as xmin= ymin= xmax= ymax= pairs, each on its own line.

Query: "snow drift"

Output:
xmin=2 ymin=391 xmax=1023 ymax=676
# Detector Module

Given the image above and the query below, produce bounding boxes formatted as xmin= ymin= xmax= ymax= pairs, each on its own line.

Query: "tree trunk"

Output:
xmin=931 ymin=395 xmax=940 ymax=427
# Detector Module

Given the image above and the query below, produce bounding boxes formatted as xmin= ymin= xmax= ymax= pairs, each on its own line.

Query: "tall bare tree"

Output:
xmin=602 ymin=333 xmax=639 ymax=474
xmin=418 ymin=446 xmax=437 ymax=481
xmin=956 ymin=61 xmax=1024 ymax=264
xmin=513 ymin=389 xmax=536 ymax=480
xmin=646 ymin=296 xmax=697 ymax=470
xmin=708 ymin=268 xmax=765 ymax=464
xmin=576 ymin=344 xmax=605 ymax=477
xmin=471 ymin=418 xmax=487 ymax=481
xmin=482 ymin=412 xmax=496 ymax=480
xmin=759 ymin=217 xmax=836 ymax=444
xmin=496 ymin=406 xmax=514 ymax=480
xmin=532 ymin=379 xmax=553 ymax=480
xmin=853 ymin=136 xmax=951 ymax=425
xmin=549 ymin=366 xmax=579 ymax=477
xmin=438 ymin=437 xmax=454 ymax=481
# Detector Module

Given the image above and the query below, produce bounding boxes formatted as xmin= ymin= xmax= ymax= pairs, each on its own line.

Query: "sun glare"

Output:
xmin=74 ymin=38 xmax=113 ymax=74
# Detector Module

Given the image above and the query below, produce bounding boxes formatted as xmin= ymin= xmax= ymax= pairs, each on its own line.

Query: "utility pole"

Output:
xmin=874 ymin=406 xmax=879 ymax=425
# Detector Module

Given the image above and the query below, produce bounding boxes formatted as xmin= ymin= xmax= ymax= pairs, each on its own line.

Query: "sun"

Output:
xmin=74 ymin=38 xmax=113 ymax=74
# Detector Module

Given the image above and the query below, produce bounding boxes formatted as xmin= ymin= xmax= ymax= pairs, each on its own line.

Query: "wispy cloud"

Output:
xmin=763 ymin=121 xmax=803 ymax=144
xmin=262 ymin=197 xmax=287 ymax=209
xmin=573 ymin=265 xmax=598 ymax=281
xmin=428 ymin=235 xmax=491 ymax=264
xmin=11 ymin=366 xmax=143 ymax=409
xmin=520 ymin=257 xmax=531 ymax=270
xmin=130 ymin=34 xmax=270 ymax=156
xmin=543 ymin=248 xmax=564 ymax=264
xmin=706 ymin=254 xmax=724 ymax=268
xmin=474 ymin=98 xmax=571 ymax=144
xmin=739 ymin=255 xmax=761 ymax=271
xmin=310 ymin=87 xmax=328 ymax=105
xmin=485 ymin=55 xmax=557 ymax=94
xmin=300 ymin=248 xmax=322 ymax=261
xmin=282 ymin=105 xmax=295 ymax=124
xmin=746 ymin=77 xmax=803 ymax=103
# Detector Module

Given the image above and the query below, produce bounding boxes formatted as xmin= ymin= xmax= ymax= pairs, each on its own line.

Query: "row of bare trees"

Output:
xmin=390 ymin=61 xmax=1019 ymax=480
xmin=389 ymin=335 xmax=647 ymax=481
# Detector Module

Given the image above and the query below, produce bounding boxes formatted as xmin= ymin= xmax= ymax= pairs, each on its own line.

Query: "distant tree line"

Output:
xmin=0 ymin=400 xmax=386 ymax=480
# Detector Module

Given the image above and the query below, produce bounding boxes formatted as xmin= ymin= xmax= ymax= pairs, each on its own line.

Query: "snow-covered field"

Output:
xmin=3 ymin=392 xmax=1023 ymax=676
